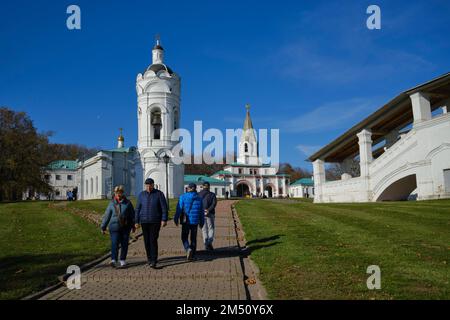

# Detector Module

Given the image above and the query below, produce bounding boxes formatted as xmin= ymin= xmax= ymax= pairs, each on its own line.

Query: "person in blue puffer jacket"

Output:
xmin=174 ymin=183 xmax=205 ymax=261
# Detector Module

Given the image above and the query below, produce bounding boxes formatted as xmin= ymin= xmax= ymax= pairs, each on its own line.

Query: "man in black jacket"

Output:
xmin=198 ymin=182 xmax=217 ymax=251
xmin=135 ymin=178 xmax=168 ymax=268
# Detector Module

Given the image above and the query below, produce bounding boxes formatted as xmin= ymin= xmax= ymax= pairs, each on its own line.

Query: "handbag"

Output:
xmin=113 ymin=203 xmax=128 ymax=228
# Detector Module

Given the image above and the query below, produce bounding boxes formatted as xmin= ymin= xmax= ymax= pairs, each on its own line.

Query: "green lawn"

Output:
xmin=66 ymin=196 xmax=176 ymax=218
xmin=236 ymin=199 xmax=450 ymax=300
xmin=0 ymin=201 xmax=110 ymax=300
xmin=0 ymin=197 xmax=179 ymax=300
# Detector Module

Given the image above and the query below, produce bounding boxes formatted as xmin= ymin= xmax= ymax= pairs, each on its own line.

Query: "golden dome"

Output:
xmin=118 ymin=128 xmax=124 ymax=141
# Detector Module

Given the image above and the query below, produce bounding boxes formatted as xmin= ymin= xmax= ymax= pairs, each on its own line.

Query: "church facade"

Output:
xmin=76 ymin=40 xmax=184 ymax=200
xmin=34 ymin=41 xmax=289 ymax=200
xmin=211 ymin=107 xmax=290 ymax=198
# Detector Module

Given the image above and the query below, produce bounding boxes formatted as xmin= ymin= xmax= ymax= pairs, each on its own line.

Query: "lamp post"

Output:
xmin=162 ymin=153 xmax=170 ymax=210
xmin=152 ymin=149 xmax=173 ymax=209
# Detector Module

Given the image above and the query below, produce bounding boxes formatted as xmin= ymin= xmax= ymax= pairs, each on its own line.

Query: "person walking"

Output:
xmin=101 ymin=185 xmax=135 ymax=268
xmin=135 ymin=178 xmax=168 ymax=268
xmin=174 ymin=183 xmax=204 ymax=261
xmin=198 ymin=182 xmax=217 ymax=251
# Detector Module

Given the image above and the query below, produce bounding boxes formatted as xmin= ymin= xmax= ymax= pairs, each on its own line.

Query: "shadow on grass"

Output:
xmin=246 ymin=235 xmax=283 ymax=245
xmin=0 ymin=253 xmax=95 ymax=299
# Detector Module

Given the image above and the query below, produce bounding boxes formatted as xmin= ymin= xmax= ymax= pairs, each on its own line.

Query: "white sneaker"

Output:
xmin=119 ymin=260 xmax=127 ymax=267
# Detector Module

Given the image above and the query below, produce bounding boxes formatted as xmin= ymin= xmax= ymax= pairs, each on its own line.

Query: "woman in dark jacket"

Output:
xmin=101 ymin=185 xmax=135 ymax=268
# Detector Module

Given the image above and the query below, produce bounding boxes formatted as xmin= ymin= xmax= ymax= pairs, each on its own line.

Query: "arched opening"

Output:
xmin=236 ymin=182 xmax=250 ymax=198
xmin=151 ymin=108 xmax=162 ymax=140
xmin=264 ymin=185 xmax=273 ymax=198
xmin=174 ymin=109 xmax=179 ymax=130
xmin=244 ymin=142 xmax=249 ymax=153
xmin=376 ymin=174 xmax=417 ymax=201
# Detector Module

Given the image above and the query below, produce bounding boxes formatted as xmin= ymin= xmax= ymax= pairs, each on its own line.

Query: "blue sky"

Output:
xmin=1 ymin=0 xmax=449 ymax=170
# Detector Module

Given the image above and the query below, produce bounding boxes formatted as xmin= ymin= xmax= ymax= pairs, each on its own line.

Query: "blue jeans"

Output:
xmin=201 ymin=214 xmax=215 ymax=246
xmin=110 ymin=229 xmax=130 ymax=261
xmin=181 ymin=224 xmax=198 ymax=255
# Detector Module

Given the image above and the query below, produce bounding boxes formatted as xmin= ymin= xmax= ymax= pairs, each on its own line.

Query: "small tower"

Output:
xmin=152 ymin=35 xmax=164 ymax=64
xmin=134 ymin=37 xmax=184 ymax=198
xmin=237 ymin=104 xmax=260 ymax=165
xmin=117 ymin=128 xmax=125 ymax=148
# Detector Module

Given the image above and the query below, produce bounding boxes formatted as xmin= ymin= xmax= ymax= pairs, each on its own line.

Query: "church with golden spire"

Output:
xmin=211 ymin=105 xmax=290 ymax=198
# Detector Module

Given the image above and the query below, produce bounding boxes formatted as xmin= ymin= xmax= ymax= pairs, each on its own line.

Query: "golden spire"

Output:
xmin=118 ymin=128 xmax=124 ymax=141
xmin=243 ymin=104 xmax=254 ymax=130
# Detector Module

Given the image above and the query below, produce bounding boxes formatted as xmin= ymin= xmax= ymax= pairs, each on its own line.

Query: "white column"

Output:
xmin=274 ymin=177 xmax=279 ymax=197
xmin=357 ymin=129 xmax=373 ymax=178
xmin=282 ymin=177 xmax=287 ymax=197
xmin=312 ymin=159 xmax=325 ymax=203
xmin=259 ymin=177 xmax=264 ymax=197
xmin=357 ymin=129 xmax=373 ymax=201
xmin=410 ymin=92 xmax=431 ymax=125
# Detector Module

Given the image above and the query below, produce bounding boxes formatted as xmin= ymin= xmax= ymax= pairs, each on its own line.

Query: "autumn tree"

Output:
xmin=0 ymin=107 xmax=54 ymax=201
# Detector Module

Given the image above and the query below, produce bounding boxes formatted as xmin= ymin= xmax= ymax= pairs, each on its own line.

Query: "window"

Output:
xmin=238 ymin=168 xmax=243 ymax=174
xmin=215 ymin=188 xmax=218 ymax=194
xmin=244 ymin=143 xmax=248 ymax=153
xmin=90 ymin=178 xmax=93 ymax=195
xmin=151 ymin=109 xmax=162 ymax=140
xmin=56 ymin=175 xmax=61 ymax=180
xmin=86 ymin=180 xmax=88 ymax=195
xmin=67 ymin=175 xmax=73 ymax=181
xmin=222 ymin=188 xmax=225 ymax=195
xmin=174 ymin=109 xmax=179 ymax=130
xmin=44 ymin=174 xmax=51 ymax=181
xmin=56 ymin=190 xmax=60 ymax=196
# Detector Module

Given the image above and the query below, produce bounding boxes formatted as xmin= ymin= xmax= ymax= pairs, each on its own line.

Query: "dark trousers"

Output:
xmin=181 ymin=224 xmax=198 ymax=255
xmin=110 ymin=229 xmax=130 ymax=261
xmin=141 ymin=223 xmax=161 ymax=263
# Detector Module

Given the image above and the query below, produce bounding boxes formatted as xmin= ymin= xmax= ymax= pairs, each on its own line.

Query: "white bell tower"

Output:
xmin=134 ymin=37 xmax=184 ymax=198
xmin=237 ymin=104 xmax=260 ymax=165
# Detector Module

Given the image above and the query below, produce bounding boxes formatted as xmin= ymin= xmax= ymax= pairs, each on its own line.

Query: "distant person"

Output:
xmin=174 ymin=183 xmax=204 ymax=261
xmin=101 ymin=185 xmax=135 ymax=268
xmin=135 ymin=178 xmax=168 ymax=269
xmin=72 ymin=187 xmax=78 ymax=201
xmin=225 ymin=191 xmax=229 ymax=199
xmin=198 ymin=182 xmax=217 ymax=251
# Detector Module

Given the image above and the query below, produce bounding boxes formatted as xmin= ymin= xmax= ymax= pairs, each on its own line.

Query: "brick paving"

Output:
xmin=40 ymin=200 xmax=252 ymax=300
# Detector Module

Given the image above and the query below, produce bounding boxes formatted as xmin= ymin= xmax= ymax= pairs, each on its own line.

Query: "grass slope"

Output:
xmin=236 ymin=199 xmax=450 ymax=300
xmin=0 ymin=196 xmax=178 ymax=299
xmin=0 ymin=201 xmax=109 ymax=300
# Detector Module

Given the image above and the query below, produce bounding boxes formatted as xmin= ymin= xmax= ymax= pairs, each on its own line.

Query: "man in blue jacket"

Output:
xmin=135 ymin=178 xmax=168 ymax=268
xmin=174 ymin=183 xmax=204 ymax=261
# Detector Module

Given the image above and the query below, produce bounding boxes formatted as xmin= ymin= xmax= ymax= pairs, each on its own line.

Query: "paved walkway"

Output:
xmin=40 ymin=200 xmax=261 ymax=300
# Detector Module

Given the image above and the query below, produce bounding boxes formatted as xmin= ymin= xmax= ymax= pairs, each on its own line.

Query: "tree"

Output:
xmin=47 ymin=143 xmax=98 ymax=162
xmin=0 ymin=107 xmax=99 ymax=201
xmin=0 ymin=107 xmax=54 ymax=201
xmin=326 ymin=159 xmax=360 ymax=181
xmin=184 ymin=153 xmax=230 ymax=175
xmin=277 ymin=163 xmax=312 ymax=181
